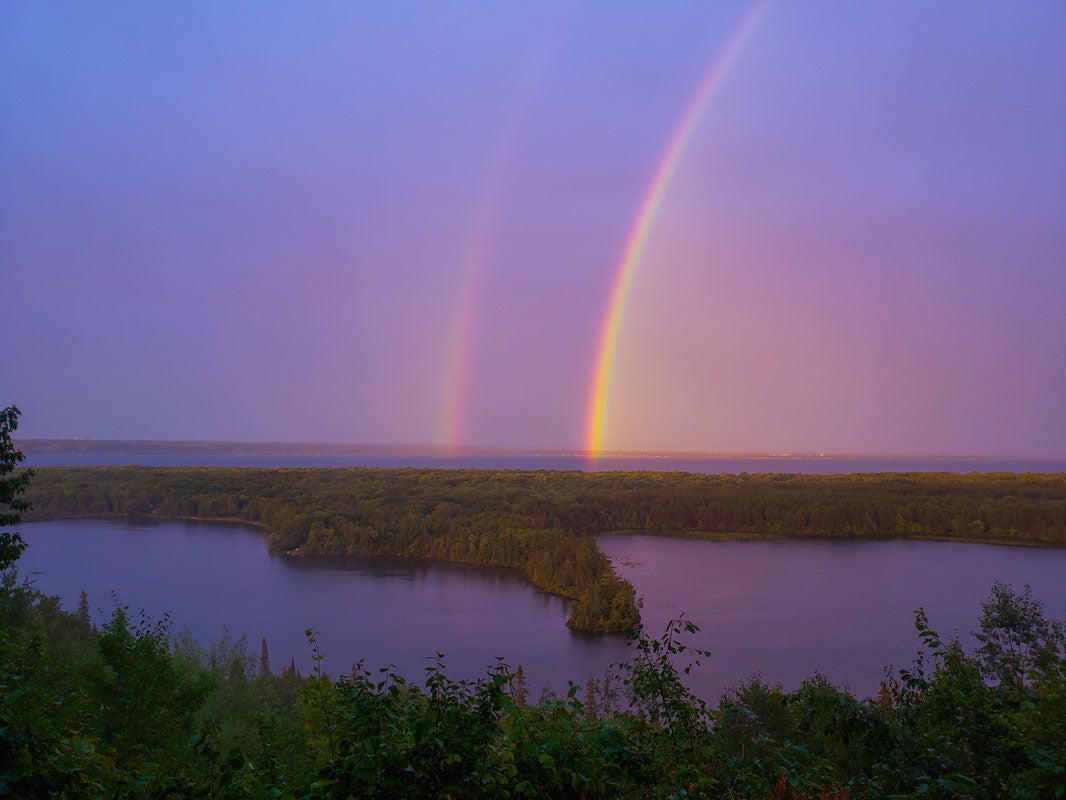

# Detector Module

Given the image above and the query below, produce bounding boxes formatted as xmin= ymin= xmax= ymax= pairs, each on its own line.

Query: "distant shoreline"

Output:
xmin=596 ymin=528 xmax=1066 ymax=550
xmin=15 ymin=437 xmax=1063 ymax=461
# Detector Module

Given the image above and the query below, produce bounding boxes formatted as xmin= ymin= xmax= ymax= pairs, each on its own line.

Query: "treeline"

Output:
xmin=4 ymin=570 xmax=1066 ymax=799
xmin=26 ymin=467 xmax=1066 ymax=544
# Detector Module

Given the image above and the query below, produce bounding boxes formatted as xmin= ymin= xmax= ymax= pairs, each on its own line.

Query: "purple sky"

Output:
xmin=4 ymin=2 xmax=1065 ymax=455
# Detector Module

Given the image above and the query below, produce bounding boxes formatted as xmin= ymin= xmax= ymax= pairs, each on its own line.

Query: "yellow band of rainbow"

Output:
xmin=584 ymin=0 xmax=773 ymax=456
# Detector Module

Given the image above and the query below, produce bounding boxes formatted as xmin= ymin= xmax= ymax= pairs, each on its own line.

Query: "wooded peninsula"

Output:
xmin=24 ymin=467 xmax=1066 ymax=632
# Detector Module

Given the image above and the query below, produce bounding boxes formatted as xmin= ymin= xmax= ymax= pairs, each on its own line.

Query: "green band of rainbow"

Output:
xmin=584 ymin=0 xmax=772 ymax=455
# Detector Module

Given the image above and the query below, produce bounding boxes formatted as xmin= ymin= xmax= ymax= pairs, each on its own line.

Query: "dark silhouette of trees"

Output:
xmin=0 ymin=406 xmax=32 ymax=571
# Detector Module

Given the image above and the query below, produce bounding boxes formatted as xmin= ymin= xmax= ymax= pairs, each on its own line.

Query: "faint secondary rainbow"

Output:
xmin=438 ymin=16 xmax=569 ymax=452
xmin=584 ymin=0 xmax=772 ymax=456
xmin=438 ymin=49 xmax=556 ymax=451
xmin=437 ymin=149 xmax=511 ymax=453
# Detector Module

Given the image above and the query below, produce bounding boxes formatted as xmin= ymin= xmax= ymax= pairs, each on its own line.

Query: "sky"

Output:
xmin=3 ymin=1 xmax=1065 ymax=455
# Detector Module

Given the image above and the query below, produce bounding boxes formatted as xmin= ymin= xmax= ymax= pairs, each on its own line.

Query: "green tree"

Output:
xmin=974 ymin=581 xmax=1066 ymax=691
xmin=260 ymin=636 xmax=271 ymax=676
xmin=0 ymin=405 xmax=32 ymax=571
xmin=88 ymin=606 xmax=212 ymax=766
xmin=76 ymin=588 xmax=92 ymax=631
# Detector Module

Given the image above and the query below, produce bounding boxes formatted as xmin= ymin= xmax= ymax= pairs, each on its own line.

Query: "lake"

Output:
xmin=19 ymin=519 xmax=628 ymax=696
xmin=19 ymin=520 xmax=1066 ymax=700
xmin=23 ymin=452 xmax=1066 ymax=474
xmin=599 ymin=534 xmax=1066 ymax=698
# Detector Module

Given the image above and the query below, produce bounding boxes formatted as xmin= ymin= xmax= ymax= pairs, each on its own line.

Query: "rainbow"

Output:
xmin=438 ymin=71 xmax=544 ymax=451
xmin=438 ymin=21 xmax=568 ymax=451
xmin=437 ymin=153 xmax=509 ymax=452
xmin=584 ymin=0 xmax=773 ymax=456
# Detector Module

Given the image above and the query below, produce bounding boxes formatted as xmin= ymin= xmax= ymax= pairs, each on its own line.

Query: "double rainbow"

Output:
xmin=438 ymin=3 xmax=771 ymax=453
xmin=584 ymin=0 xmax=772 ymax=455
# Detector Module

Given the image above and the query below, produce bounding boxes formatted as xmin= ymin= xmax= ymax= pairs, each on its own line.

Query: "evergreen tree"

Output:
xmin=76 ymin=589 xmax=92 ymax=631
xmin=259 ymin=636 xmax=271 ymax=676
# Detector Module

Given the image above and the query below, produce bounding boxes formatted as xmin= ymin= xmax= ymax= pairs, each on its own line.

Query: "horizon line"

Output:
xmin=14 ymin=437 xmax=1066 ymax=461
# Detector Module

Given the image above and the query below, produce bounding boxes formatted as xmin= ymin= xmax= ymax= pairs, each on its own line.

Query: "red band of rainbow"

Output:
xmin=584 ymin=0 xmax=773 ymax=456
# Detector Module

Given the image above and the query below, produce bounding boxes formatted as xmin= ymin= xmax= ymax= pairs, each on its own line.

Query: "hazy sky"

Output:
xmin=4 ymin=2 xmax=1065 ymax=454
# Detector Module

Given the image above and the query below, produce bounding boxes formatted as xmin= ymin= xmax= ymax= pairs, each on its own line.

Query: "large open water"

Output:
xmin=22 ymin=452 xmax=1066 ymax=473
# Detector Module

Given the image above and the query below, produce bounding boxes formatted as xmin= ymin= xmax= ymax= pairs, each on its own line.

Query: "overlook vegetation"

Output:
xmin=23 ymin=467 xmax=1066 ymax=632
xmin=5 ymin=552 xmax=1066 ymax=797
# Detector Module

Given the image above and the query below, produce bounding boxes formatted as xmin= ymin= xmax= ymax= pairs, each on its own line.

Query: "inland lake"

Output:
xmin=20 ymin=518 xmax=1066 ymax=701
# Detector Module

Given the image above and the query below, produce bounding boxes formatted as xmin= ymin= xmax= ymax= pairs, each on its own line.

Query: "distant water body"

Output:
xmin=23 ymin=452 xmax=1066 ymax=473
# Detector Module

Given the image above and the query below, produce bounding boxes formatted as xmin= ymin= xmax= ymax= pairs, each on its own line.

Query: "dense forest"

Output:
xmin=23 ymin=467 xmax=1066 ymax=632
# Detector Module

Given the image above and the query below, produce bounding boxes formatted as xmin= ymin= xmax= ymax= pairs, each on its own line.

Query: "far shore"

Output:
xmin=25 ymin=514 xmax=1066 ymax=555
xmin=596 ymin=527 xmax=1066 ymax=549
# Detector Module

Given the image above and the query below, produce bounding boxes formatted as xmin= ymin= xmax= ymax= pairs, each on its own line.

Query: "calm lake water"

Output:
xmin=23 ymin=452 xmax=1066 ymax=473
xmin=599 ymin=535 xmax=1066 ymax=699
xmin=20 ymin=520 xmax=628 ymax=695
xmin=19 ymin=520 xmax=1066 ymax=700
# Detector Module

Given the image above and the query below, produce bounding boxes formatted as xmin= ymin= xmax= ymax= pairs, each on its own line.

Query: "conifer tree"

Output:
xmin=260 ymin=636 xmax=271 ymax=676
xmin=76 ymin=589 xmax=92 ymax=631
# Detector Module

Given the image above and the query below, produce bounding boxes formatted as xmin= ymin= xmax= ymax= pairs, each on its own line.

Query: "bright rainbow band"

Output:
xmin=584 ymin=0 xmax=773 ymax=456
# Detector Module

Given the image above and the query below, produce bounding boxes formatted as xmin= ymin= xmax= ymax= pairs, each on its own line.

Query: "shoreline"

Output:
xmin=27 ymin=513 xmax=1066 ymax=550
xmin=595 ymin=528 xmax=1066 ymax=549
